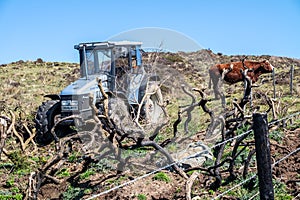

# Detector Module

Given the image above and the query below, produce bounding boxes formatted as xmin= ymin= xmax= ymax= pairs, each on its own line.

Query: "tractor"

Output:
xmin=35 ymin=41 xmax=164 ymax=143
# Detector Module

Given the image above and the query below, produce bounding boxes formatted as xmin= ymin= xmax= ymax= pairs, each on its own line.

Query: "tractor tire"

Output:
xmin=144 ymin=86 xmax=164 ymax=124
xmin=35 ymin=100 xmax=61 ymax=144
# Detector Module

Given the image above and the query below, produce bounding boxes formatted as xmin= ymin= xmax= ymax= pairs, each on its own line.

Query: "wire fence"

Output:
xmin=269 ymin=111 xmax=300 ymax=126
xmin=85 ymin=111 xmax=300 ymax=200
xmin=213 ymin=146 xmax=300 ymax=200
xmin=85 ymin=130 xmax=253 ymax=200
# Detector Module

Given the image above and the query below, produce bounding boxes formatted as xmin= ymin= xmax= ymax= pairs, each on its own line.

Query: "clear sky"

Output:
xmin=0 ymin=0 xmax=300 ymax=64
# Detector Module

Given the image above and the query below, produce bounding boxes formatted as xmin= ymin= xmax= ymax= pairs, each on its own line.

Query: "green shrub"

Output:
xmin=5 ymin=178 xmax=14 ymax=187
xmin=0 ymin=193 xmax=23 ymax=200
xmin=79 ymin=169 xmax=95 ymax=180
xmin=68 ymin=152 xmax=80 ymax=163
xmin=269 ymin=130 xmax=284 ymax=143
xmin=62 ymin=186 xmax=83 ymax=200
xmin=8 ymin=150 xmax=30 ymax=171
xmin=56 ymin=168 xmax=70 ymax=177
xmin=137 ymin=194 xmax=147 ymax=200
xmin=164 ymin=54 xmax=184 ymax=63
xmin=153 ymin=172 xmax=171 ymax=183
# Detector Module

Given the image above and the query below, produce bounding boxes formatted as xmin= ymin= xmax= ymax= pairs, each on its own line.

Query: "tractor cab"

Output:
xmin=74 ymin=41 xmax=144 ymax=92
xmin=58 ymin=41 xmax=149 ymax=121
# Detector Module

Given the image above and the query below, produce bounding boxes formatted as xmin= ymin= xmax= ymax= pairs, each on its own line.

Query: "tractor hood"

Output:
xmin=60 ymin=74 xmax=109 ymax=96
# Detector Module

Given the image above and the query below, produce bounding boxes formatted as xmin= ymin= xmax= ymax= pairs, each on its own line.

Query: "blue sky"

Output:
xmin=0 ymin=0 xmax=299 ymax=64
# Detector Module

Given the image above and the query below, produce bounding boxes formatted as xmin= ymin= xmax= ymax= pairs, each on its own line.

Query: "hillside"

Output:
xmin=0 ymin=51 xmax=299 ymax=199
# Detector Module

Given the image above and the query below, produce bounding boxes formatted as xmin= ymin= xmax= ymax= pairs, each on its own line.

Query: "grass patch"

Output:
xmin=56 ymin=168 xmax=70 ymax=178
xmin=62 ymin=186 xmax=84 ymax=200
xmin=79 ymin=169 xmax=95 ymax=180
xmin=269 ymin=130 xmax=284 ymax=143
xmin=5 ymin=178 xmax=14 ymax=187
xmin=0 ymin=193 xmax=23 ymax=200
xmin=164 ymin=54 xmax=184 ymax=63
xmin=8 ymin=150 xmax=31 ymax=173
xmin=153 ymin=172 xmax=171 ymax=183
xmin=137 ymin=194 xmax=147 ymax=200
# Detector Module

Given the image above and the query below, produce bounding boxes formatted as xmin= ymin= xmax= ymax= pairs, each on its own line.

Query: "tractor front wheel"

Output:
xmin=35 ymin=100 xmax=61 ymax=144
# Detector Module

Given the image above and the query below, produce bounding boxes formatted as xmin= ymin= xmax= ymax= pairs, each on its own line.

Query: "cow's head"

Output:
xmin=259 ymin=60 xmax=274 ymax=73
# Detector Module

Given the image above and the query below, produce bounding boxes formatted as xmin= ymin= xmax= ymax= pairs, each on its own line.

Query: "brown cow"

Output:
xmin=209 ymin=60 xmax=274 ymax=99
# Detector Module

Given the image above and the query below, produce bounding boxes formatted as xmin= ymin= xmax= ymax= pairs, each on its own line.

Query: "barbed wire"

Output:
xmin=212 ymin=147 xmax=300 ymax=199
xmin=272 ymin=147 xmax=300 ymax=167
xmin=212 ymin=174 xmax=257 ymax=200
xmin=85 ymin=111 xmax=300 ymax=200
xmin=268 ymin=111 xmax=300 ymax=126
xmin=248 ymin=192 xmax=259 ymax=200
xmin=85 ymin=130 xmax=253 ymax=200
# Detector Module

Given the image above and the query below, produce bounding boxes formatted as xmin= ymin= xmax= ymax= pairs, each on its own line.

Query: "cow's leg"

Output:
xmin=209 ymin=72 xmax=219 ymax=100
xmin=210 ymin=71 xmax=227 ymax=108
xmin=218 ymin=66 xmax=232 ymax=108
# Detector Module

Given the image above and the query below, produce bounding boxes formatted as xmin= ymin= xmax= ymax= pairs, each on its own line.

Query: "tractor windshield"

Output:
xmin=81 ymin=48 xmax=112 ymax=77
xmin=97 ymin=49 xmax=111 ymax=73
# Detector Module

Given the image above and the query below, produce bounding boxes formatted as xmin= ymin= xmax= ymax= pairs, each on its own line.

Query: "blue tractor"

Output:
xmin=35 ymin=41 xmax=164 ymax=143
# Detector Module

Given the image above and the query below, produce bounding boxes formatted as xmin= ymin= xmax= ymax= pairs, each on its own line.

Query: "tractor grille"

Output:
xmin=60 ymin=94 xmax=91 ymax=118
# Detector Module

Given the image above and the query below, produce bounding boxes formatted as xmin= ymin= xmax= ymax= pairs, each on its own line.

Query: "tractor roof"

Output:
xmin=74 ymin=41 xmax=143 ymax=50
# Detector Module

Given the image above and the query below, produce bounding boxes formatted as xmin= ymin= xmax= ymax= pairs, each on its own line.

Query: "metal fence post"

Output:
xmin=253 ymin=113 xmax=274 ymax=200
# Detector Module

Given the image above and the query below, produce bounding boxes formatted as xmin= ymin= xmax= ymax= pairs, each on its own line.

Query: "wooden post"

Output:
xmin=290 ymin=65 xmax=294 ymax=95
xmin=272 ymin=69 xmax=276 ymax=99
xmin=253 ymin=113 xmax=274 ymax=200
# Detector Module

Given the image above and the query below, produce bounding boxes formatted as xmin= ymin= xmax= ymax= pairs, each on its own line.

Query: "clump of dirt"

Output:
xmin=271 ymin=128 xmax=300 ymax=196
xmin=103 ymin=172 xmax=186 ymax=200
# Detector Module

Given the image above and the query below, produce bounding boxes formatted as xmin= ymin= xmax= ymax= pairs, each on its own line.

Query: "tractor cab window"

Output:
xmin=85 ymin=50 xmax=95 ymax=75
xmin=97 ymin=49 xmax=111 ymax=73
xmin=114 ymin=46 xmax=143 ymax=77
xmin=114 ymin=47 xmax=130 ymax=79
xmin=80 ymin=49 xmax=112 ymax=77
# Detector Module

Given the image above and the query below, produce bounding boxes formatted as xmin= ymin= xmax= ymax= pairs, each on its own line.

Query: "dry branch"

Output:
xmin=32 ymin=133 xmax=81 ymax=198
xmin=0 ymin=116 xmax=9 ymax=158
xmin=97 ymin=78 xmax=109 ymax=118
xmin=9 ymin=110 xmax=26 ymax=151
xmin=23 ymin=123 xmax=37 ymax=150
xmin=186 ymin=171 xmax=199 ymax=200
xmin=243 ymin=148 xmax=256 ymax=178
xmin=50 ymin=114 xmax=83 ymax=142
xmin=141 ymin=140 xmax=188 ymax=179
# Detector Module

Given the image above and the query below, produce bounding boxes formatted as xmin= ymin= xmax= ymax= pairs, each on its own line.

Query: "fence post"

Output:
xmin=253 ymin=113 xmax=274 ymax=200
xmin=272 ymin=69 xmax=276 ymax=99
xmin=290 ymin=65 xmax=294 ymax=95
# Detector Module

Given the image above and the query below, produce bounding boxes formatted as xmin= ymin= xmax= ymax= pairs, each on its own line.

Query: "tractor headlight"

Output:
xmin=61 ymin=100 xmax=78 ymax=106
xmin=61 ymin=100 xmax=79 ymax=111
